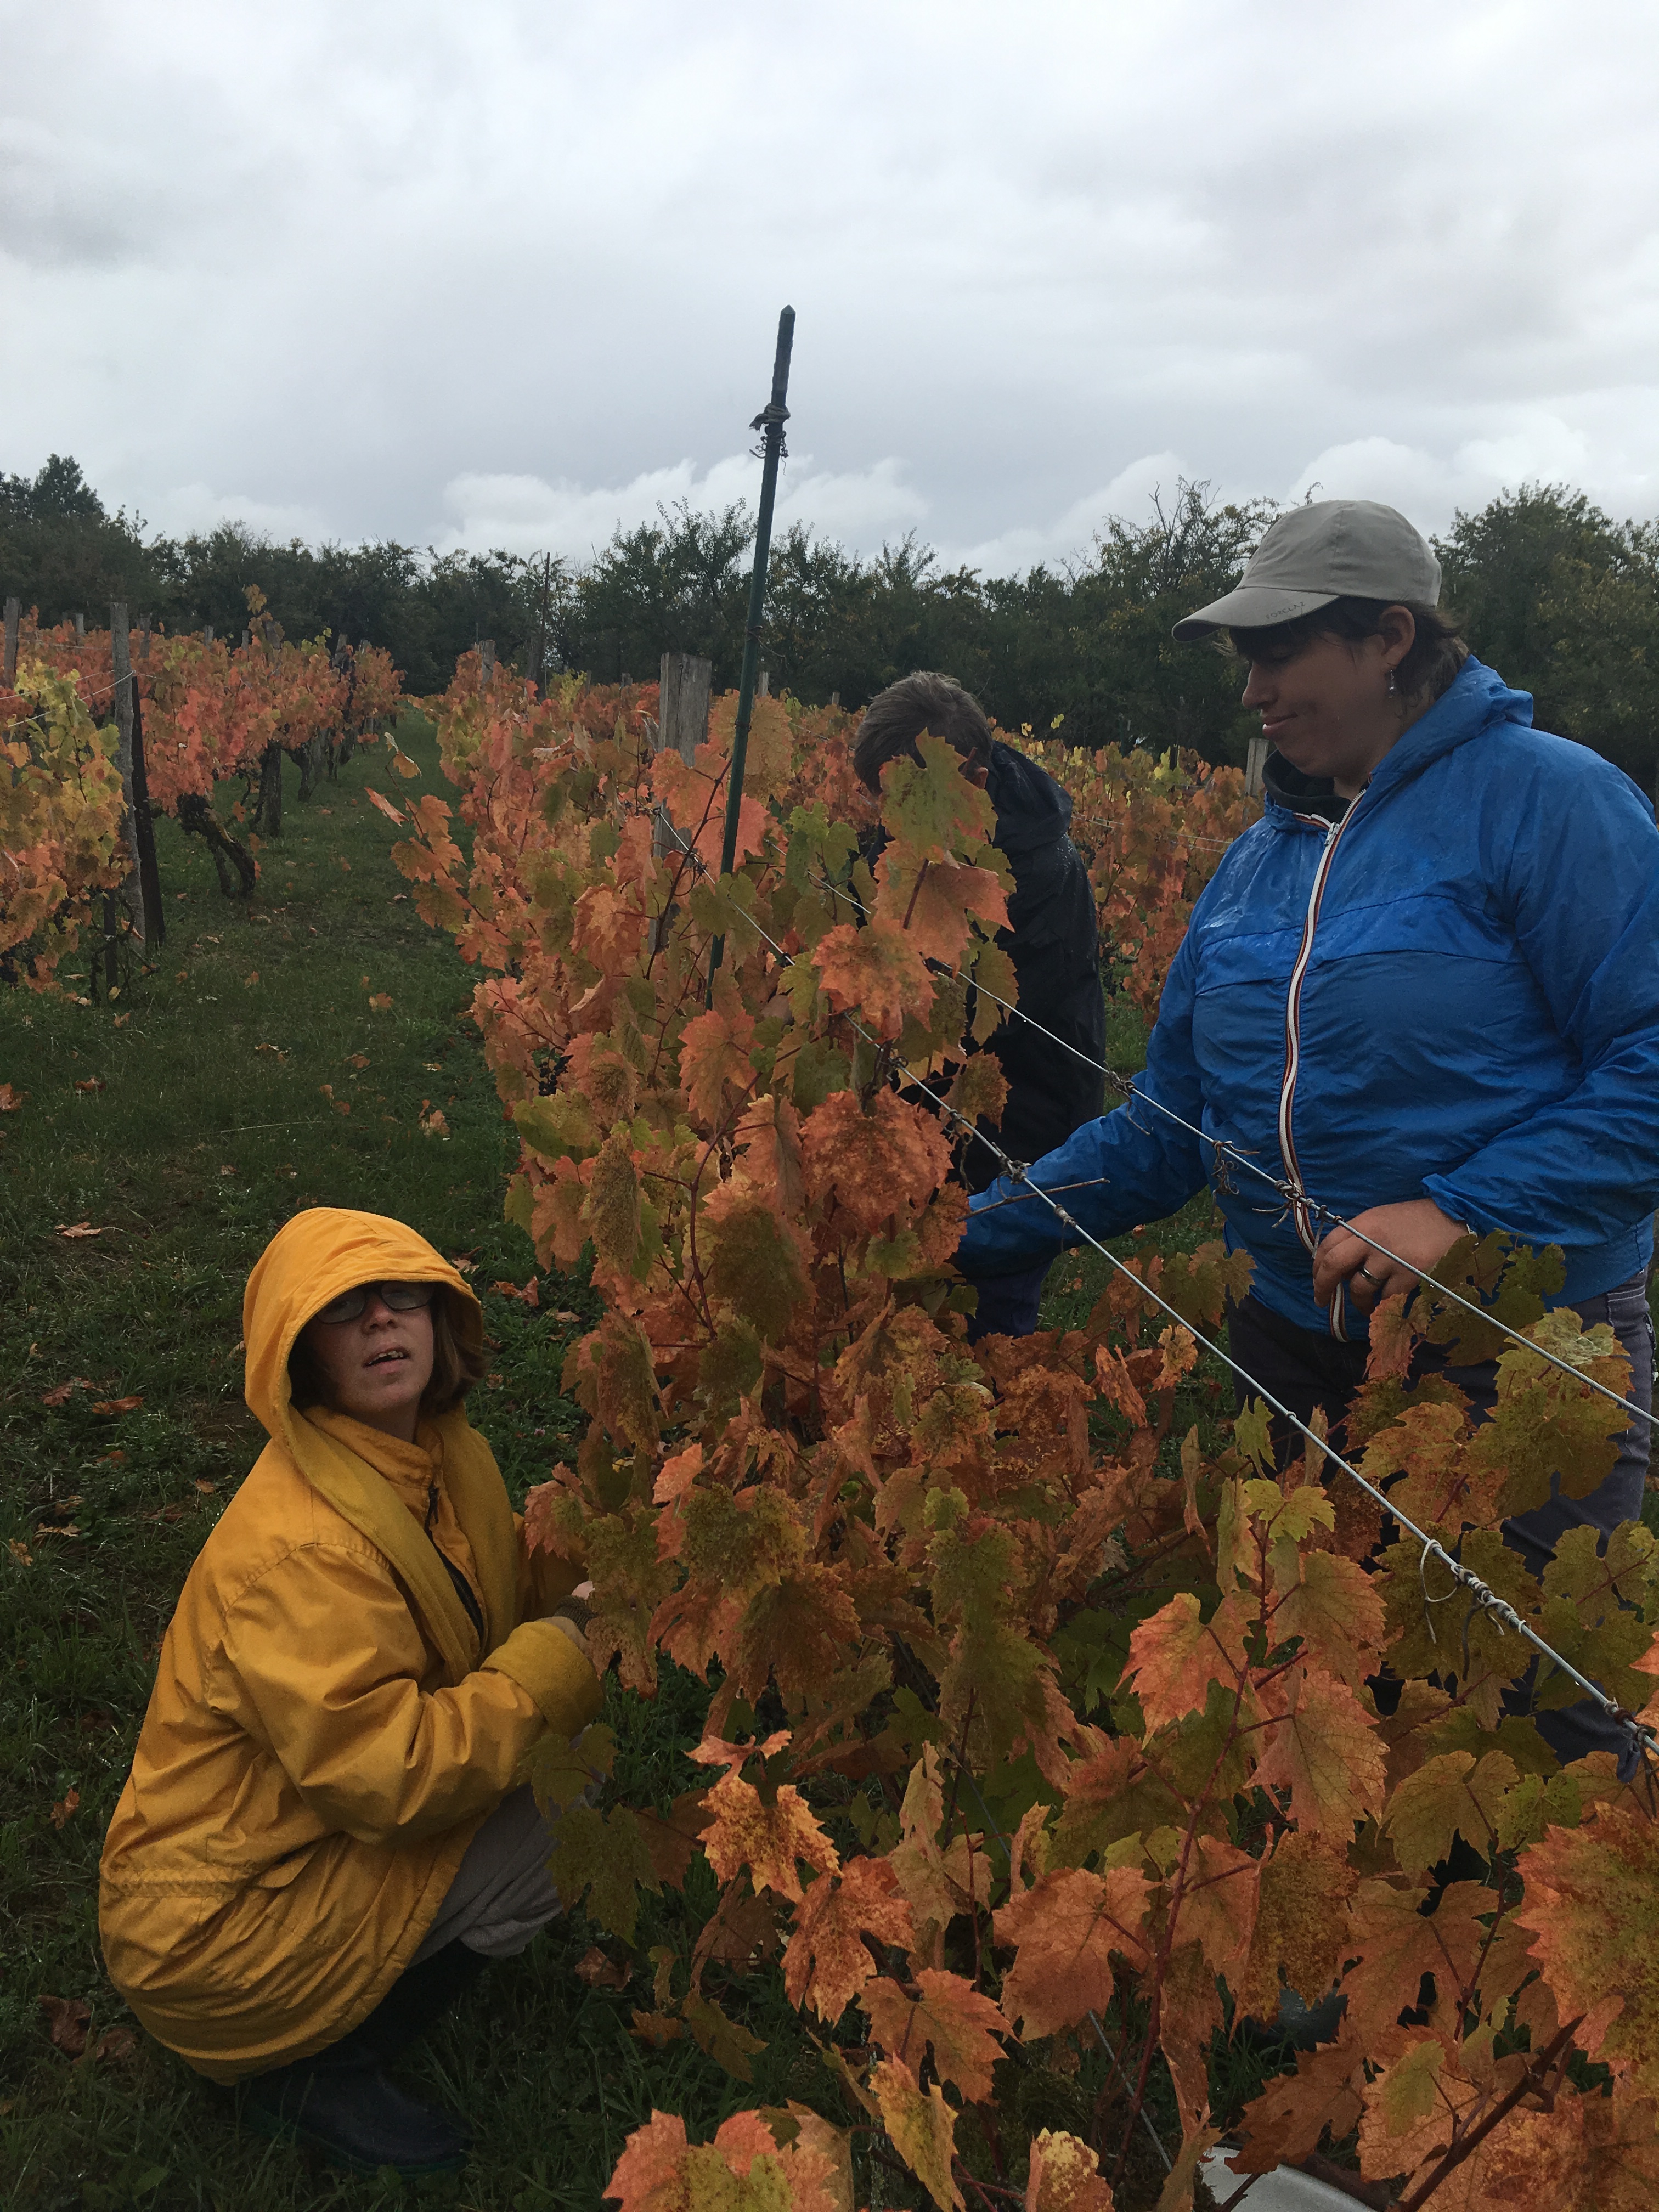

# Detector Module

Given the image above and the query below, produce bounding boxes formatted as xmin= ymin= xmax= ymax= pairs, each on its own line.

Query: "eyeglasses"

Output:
xmin=312 ymin=1281 xmax=438 ymax=1327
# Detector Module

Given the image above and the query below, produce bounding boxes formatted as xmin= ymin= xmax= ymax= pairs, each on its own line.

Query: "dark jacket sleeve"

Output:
xmin=957 ymin=918 xmax=1209 ymax=1276
xmin=989 ymin=833 xmax=1106 ymax=1162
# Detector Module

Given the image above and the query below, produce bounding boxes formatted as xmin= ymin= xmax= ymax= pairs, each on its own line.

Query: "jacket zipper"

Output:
xmin=1277 ymin=804 xmax=1361 ymax=1339
xmin=425 ymin=1482 xmax=486 ymax=1649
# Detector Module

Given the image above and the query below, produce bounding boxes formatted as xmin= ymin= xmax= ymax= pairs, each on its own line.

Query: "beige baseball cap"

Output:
xmin=1172 ymin=499 xmax=1441 ymax=641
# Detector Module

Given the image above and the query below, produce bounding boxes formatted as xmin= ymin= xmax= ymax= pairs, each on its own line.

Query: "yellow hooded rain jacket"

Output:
xmin=99 ymin=1207 xmax=600 ymax=2082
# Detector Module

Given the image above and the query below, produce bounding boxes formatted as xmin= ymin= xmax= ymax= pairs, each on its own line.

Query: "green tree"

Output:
xmin=0 ymin=455 xmax=162 ymax=624
xmin=1437 ymin=485 xmax=1659 ymax=799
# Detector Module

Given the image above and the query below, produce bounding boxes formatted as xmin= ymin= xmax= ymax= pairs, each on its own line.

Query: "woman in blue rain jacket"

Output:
xmin=957 ymin=500 xmax=1659 ymax=1762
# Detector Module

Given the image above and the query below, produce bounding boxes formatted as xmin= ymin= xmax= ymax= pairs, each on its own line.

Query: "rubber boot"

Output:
xmin=237 ymin=1943 xmax=487 ymax=2173
xmin=238 ymin=2039 xmax=471 ymax=2174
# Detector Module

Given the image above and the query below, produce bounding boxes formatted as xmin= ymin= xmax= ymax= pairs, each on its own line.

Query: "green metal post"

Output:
xmin=709 ymin=305 xmax=794 ymax=989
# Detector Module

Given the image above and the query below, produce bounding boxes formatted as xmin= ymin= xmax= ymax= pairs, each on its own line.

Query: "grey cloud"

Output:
xmin=2 ymin=0 xmax=1655 ymax=568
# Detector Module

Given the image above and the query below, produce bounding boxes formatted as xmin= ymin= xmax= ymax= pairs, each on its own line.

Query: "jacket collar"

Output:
xmin=1261 ymin=656 xmax=1532 ymax=832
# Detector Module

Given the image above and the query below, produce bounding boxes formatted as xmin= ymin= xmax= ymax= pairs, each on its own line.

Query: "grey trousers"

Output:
xmin=411 ymin=1785 xmax=562 ymax=1963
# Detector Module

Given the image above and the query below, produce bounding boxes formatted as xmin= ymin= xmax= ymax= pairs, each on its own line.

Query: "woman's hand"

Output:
xmin=1312 ymin=1199 xmax=1470 ymax=1314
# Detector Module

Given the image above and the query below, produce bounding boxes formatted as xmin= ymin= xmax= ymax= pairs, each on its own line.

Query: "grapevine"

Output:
xmin=383 ymin=658 xmax=1659 ymax=2210
xmin=0 ymin=602 xmax=404 ymax=975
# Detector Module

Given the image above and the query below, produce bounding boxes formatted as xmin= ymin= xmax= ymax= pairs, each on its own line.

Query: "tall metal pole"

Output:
xmin=709 ymin=304 xmax=794 ymax=988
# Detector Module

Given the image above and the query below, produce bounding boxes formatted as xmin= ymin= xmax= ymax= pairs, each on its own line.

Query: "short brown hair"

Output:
xmin=1226 ymin=597 xmax=1469 ymax=708
xmin=287 ymin=1285 xmax=486 ymax=1418
xmin=853 ymin=672 xmax=992 ymax=794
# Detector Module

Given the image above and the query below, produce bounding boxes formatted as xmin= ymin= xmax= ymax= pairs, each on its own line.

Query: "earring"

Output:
xmin=1386 ymin=667 xmax=1398 ymax=696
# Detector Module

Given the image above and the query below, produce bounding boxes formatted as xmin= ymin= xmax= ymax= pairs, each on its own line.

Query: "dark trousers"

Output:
xmin=965 ymin=1261 xmax=1051 ymax=1343
xmin=1226 ymin=1275 xmax=1655 ymax=1767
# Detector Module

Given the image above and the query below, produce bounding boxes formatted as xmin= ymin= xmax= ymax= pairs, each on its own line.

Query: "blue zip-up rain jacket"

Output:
xmin=957 ymin=658 xmax=1659 ymax=1337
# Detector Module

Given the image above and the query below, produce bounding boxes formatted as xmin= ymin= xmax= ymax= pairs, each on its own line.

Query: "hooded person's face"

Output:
xmin=298 ymin=1285 xmax=436 ymax=1441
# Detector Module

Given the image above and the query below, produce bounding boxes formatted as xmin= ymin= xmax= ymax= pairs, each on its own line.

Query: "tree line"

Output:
xmin=5 ymin=456 xmax=1656 ymax=793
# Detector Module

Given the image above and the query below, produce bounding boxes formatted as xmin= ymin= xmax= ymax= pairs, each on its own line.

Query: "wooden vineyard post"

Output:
xmin=108 ymin=605 xmax=150 ymax=982
xmin=114 ymin=604 xmax=166 ymax=946
xmin=479 ymin=640 xmax=495 ymax=688
xmin=757 ymin=667 xmax=769 ymax=697
xmin=653 ymin=651 xmax=712 ymax=952
xmin=658 ymin=652 xmax=712 ymax=772
xmin=75 ymin=612 xmax=86 ymax=641
xmin=255 ymin=631 xmax=283 ymax=838
xmin=1245 ymin=736 xmax=1269 ymax=800
xmin=3 ymin=596 xmax=18 ymax=686
xmin=709 ymin=303 xmax=795 ymax=992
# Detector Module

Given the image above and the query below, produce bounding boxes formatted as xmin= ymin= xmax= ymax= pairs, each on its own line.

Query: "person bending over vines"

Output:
xmin=853 ymin=669 xmax=1105 ymax=1338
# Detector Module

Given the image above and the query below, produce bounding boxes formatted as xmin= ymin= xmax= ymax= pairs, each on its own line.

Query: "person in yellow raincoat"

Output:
xmin=99 ymin=1207 xmax=603 ymax=2174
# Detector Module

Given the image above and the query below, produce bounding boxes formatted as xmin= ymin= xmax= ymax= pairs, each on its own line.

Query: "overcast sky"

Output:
xmin=4 ymin=0 xmax=1657 ymax=574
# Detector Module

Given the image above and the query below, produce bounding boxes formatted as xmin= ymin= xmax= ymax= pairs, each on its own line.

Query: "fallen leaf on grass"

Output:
xmin=337 ymin=856 xmax=352 ymax=873
xmin=368 ymin=992 xmax=392 ymax=1011
xmin=36 ymin=1523 xmax=83 ymax=1539
xmin=195 ymin=1480 xmax=217 ymax=1496
xmin=92 ymin=1395 xmax=144 ymax=1415
xmin=629 ymin=2010 xmax=685 ymax=2049
xmin=50 ymin=1788 xmax=81 ymax=1829
xmin=40 ymin=1376 xmax=92 ymax=1406
xmin=244 ymin=970 xmax=259 ymax=988
xmin=255 ymin=1042 xmax=286 ymax=1057
xmin=174 ymin=969 xmax=189 ymax=982
xmin=57 ymin=1222 xmax=104 ymax=1239
xmin=0 ymin=1082 xmax=24 ymax=1110
xmin=9 ymin=1539 xmax=33 ymax=1567
xmin=92 ymin=2026 xmax=136 ymax=2062
xmin=573 ymin=1946 xmax=631 ymax=1990
xmin=349 ymin=1053 xmax=369 ymax=1070
xmin=493 ymin=1277 xmax=540 ymax=1308
xmin=420 ymin=1107 xmax=449 ymax=1138
xmin=554 ymin=1310 xmax=580 ymax=1324
xmin=100 ymin=1449 xmax=126 ymax=1464
xmin=113 ymin=1013 xmax=130 ymax=1028
xmin=39 ymin=1995 xmax=91 ymax=2057
xmin=449 ymin=1255 xmax=478 ymax=1274
xmin=73 ymin=1078 xmax=105 ymax=1094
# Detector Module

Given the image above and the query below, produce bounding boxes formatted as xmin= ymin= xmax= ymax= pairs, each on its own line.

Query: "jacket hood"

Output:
xmin=1263 ymin=656 xmax=1534 ymax=830
xmin=242 ymin=1207 xmax=481 ymax=1453
xmin=988 ymin=740 xmax=1074 ymax=854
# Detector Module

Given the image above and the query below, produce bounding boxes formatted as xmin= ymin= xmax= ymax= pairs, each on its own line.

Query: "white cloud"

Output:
xmin=141 ymin=482 xmax=335 ymax=544
xmin=432 ymin=454 xmax=928 ymax=561
xmin=947 ymin=453 xmax=1190 ymax=574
